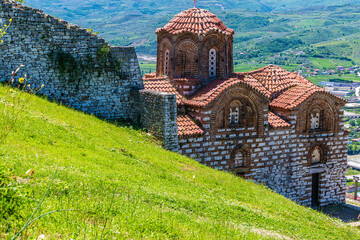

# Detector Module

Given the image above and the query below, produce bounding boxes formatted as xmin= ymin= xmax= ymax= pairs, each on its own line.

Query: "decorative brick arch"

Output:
xmin=208 ymin=83 xmax=268 ymax=137
xmin=175 ymin=39 xmax=199 ymax=77
xmin=296 ymin=93 xmax=338 ymax=134
xmin=202 ymin=33 xmax=226 ymax=79
xmin=158 ymin=37 xmax=174 ymax=77
xmin=229 ymin=144 xmax=251 ymax=175
xmin=307 ymin=142 xmax=329 ymax=165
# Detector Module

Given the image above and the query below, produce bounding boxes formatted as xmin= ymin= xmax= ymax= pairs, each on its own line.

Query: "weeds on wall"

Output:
xmin=48 ymin=44 xmax=125 ymax=87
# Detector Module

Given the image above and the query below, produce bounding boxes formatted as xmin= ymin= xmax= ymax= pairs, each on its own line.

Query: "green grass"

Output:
xmin=309 ymin=57 xmax=354 ymax=70
xmin=139 ymin=62 xmax=156 ymax=76
xmin=234 ymin=62 xmax=267 ymax=72
xmin=347 ymin=168 xmax=360 ymax=176
xmin=308 ymin=74 xmax=360 ymax=85
xmin=1 ymin=85 xmax=360 ymax=239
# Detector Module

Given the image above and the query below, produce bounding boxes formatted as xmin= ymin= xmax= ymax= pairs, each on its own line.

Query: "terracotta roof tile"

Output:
xmin=237 ymin=65 xmax=314 ymax=96
xmin=177 ymin=114 xmax=204 ymax=137
xmin=268 ymin=112 xmax=290 ymax=129
xmin=142 ymin=65 xmax=346 ymax=111
xmin=143 ymin=77 xmax=185 ymax=104
xmin=186 ymin=76 xmax=271 ymax=107
xmin=156 ymin=8 xmax=234 ymax=36
xmin=270 ymin=85 xmax=346 ymax=110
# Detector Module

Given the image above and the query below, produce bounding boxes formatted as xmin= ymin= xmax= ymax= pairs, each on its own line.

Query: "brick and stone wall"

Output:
xmin=179 ymin=103 xmax=347 ymax=207
xmin=136 ymin=89 xmax=178 ymax=151
xmin=0 ymin=0 xmax=143 ymax=120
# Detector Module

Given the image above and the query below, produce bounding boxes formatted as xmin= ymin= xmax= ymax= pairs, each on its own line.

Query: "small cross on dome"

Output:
xmin=193 ymin=0 xmax=197 ymax=8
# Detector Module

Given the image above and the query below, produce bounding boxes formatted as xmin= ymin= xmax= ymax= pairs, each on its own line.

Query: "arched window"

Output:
xmin=310 ymin=112 xmax=320 ymax=130
xmin=209 ymin=49 xmax=216 ymax=78
xmin=308 ymin=145 xmax=327 ymax=165
xmin=164 ymin=50 xmax=170 ymax=76
xmin=234 ymin=151 xmax=244 ymax=168
xmin=230 ymin=144 xmax=251 ymax=177
xmin=229 ymin=107 xmax=239 ymax=124
xmin=311 ymin=147 xmax=321 ymax=164
xmin=226 ymin=99 xmax=256 ymax=128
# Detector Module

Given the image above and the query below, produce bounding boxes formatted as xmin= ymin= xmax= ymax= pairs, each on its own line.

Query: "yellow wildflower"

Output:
xmin=19 ymin=77 xmax=24 ymax=84
xmin=4 ymin=25 xmax=7 ymax=27
xmin=9 ymin=19 xmax=12 ymax=22
xmin=41 ymin=84 xmax=44 ymax=88
xmin=8 ymin=89 xmax=13 ymax=93
xmin=1 ymin=40 xmax=3 ymax=43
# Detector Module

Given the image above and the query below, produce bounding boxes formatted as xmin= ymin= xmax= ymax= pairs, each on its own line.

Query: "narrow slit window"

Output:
xmin=164 ymin=50 xmax=169 ymax=76
xmin=209 ymin=49 xmax=216 ymax=78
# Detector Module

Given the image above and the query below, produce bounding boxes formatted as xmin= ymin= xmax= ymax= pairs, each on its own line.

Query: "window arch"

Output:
xmin=209 ymin=49 xmax=217 ymax=78
xmin=311 ymin=147 xmax=321 ymax=164
xmin=308 ymin=144 xmax=328 ymax=165
xmin=230 ymin=144 xmax=251 ymax=177
xmin=175 ymin=39 xmax=199 ymax=77
xmin=234 ymin=151 xmax=245 ymax=168
xmin=297 ymin=99 xmax=336 ymax=134
xmin=226 ymin=99 xmax=256 ymax=128
xmin=310 ymin=109 xmax=321 ymax=130
xmin=229 ymin=107 xmax=239 ymax=124
xmin=164 ymin=50 xmax=170 ymax=76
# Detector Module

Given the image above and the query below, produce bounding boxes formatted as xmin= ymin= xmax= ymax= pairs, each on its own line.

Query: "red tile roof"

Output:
xmin=270 ymin=85 xmax=346 ymax=110
xmin=143 ymin=65 xmax=346 ymax=111
xmin=156 ymin=8 xmax=234 ymax=36
xmin=177 ymin=114 xmax=204 ymax=137
xmin=143 ymin=77 xmax=185 ymax=104
xmin=186 ymin=76 xmax=271 ymax=107
xmin=238 ymin=65 xmax=314 ymax=96
xmin=268 ymin=112 xmax=290 ymax=129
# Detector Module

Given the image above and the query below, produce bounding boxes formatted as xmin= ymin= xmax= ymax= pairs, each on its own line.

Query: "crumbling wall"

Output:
xmin=0 ymin=0 xmax=143 ymax=119
xmin=136 ymin=89 xmax=178 ymax=151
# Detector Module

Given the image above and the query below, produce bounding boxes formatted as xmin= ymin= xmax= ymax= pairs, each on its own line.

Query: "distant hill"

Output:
xmin=24 ymin=0 xmax=360 ymax=14
xmin=22 ymin=0 xmax=360 ymax=68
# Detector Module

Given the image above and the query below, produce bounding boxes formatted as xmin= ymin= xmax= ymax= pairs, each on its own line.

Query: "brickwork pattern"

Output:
xmin=178 ymin=101 xmax=347 ymax=207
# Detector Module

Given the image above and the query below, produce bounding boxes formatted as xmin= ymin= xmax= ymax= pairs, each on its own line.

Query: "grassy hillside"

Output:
xmin=0 ymin=86 xmax=359 ymax=239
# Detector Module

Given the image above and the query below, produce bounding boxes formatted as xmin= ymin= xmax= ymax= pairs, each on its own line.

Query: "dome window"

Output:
xmin=209 ymin=49 xmax=216 ymax=78
xmin=164 ymin=50 xmax=170 ymax=76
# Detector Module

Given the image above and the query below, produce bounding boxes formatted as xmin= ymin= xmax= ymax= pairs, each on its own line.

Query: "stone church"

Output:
xmin=143 ymin=7 xmax=348 ymax=207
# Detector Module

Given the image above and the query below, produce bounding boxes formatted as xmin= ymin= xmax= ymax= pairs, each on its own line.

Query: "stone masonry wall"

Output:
xmin=179 ymin=108 xmax=347 ymax=207
xmin=0 ymin=0 xmax=143 ymax=119
xmin=138 ymin=89 xmax=178 ymax=151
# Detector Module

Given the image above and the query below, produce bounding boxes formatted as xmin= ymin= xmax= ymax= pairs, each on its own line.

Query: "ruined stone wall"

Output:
xmin=0 ymin=0 xmax=143 ymax=120
xmin=138 ymin=89 xmax=178 ymax=151
xmin=179 ymin=108 xmax=347 ymax=207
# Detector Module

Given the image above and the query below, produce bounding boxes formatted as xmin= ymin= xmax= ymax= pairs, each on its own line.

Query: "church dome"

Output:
xmin=156 ymin=8 xmax=234 ymax=36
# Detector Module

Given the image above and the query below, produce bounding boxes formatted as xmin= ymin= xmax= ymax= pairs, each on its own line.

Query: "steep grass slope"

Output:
xmin=1 ymin=85 xmax=359 ymax=239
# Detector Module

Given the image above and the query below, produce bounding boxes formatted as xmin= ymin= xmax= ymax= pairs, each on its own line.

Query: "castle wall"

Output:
xmin=179 ymin=109 xmax=347 ymax=207
xmin=136 ymin=89 xmax=178 ymax=151
xmin=0 ymin=1 xmax=143 ymax=120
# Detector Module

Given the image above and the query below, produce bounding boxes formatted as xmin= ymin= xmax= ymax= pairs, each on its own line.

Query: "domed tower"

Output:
xmin=155 ymin=7 xmax=234 ymax=94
